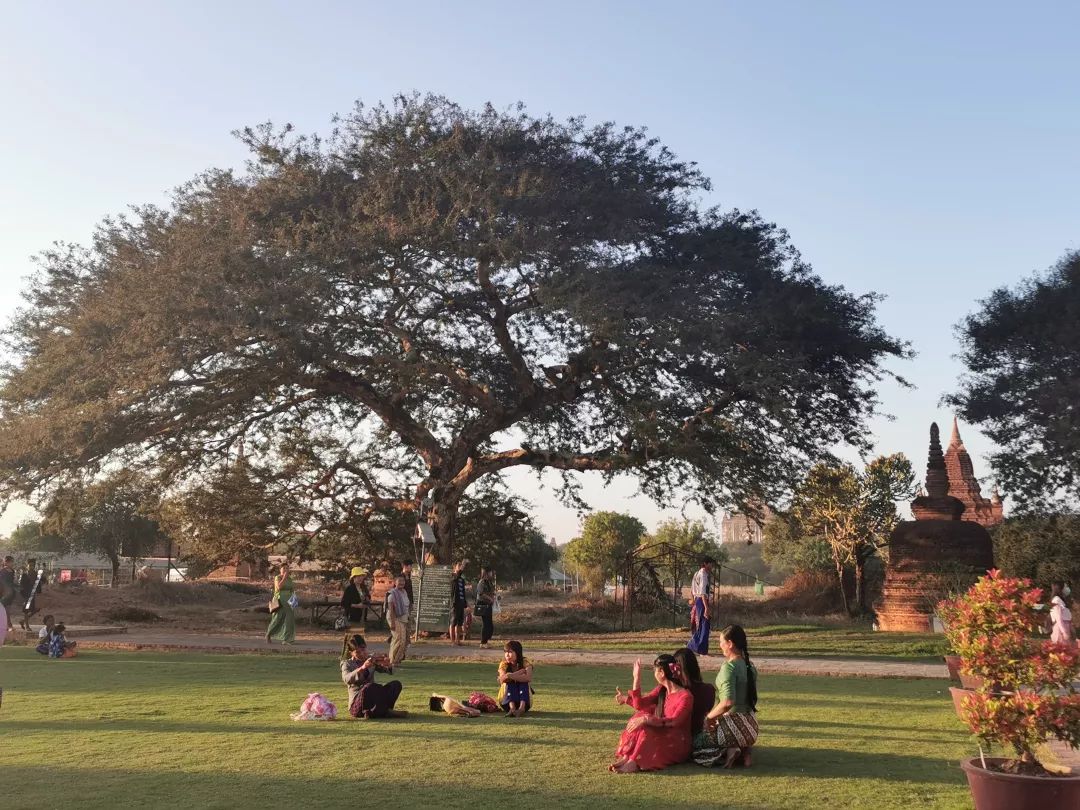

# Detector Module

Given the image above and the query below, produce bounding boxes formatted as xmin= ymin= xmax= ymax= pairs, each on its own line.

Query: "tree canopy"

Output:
xmin=950 ymin=250 xmax=1080 ymax=510
xmin=4 ymin=519 xmax=66 ymax=554
xmin=767 ymin=454 xmax=915 ymax=614
xmin=0 ymin=94 xmax=907 ymax=561
xmin=41 ymin=471 xmax=168 ymax=584
xmin=564 ymin=511 xmax=646 ymax=593
xmin=991 ymin=513 xmax=1080 ymax=588
xmin=643 ymin=517 xmax=726 ymax=581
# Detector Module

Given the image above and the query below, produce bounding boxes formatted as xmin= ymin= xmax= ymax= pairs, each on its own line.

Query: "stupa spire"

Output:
xmin=911 ymin=422 xmax=965 ymax=520
xmin=943 ymin=417 xmax=1005 ymax=526
xmin=925 ymin=422 xmax=949 ymax=498
xmin=949 ymin=416 xmax=963 ymax=448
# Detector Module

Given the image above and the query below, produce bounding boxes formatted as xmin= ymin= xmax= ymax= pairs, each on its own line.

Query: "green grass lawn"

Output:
xmin=527 ymin=625 xmax=949 ymax=663
xmin=0 ymin=647 xmax=973 ymax=809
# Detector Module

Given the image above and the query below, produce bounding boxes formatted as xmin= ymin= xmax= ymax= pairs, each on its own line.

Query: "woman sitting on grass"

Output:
xmin=673 ymin=647 xmax=716 ymax=736
xmin=497 ymin=639 xmax=533 ymax=716
xmin=694 ymin=624 xmax=758 ymax=768
xmin=47 ymin=623 xmax=78 ymax=659
xmin=610 ymin=654 xmax=693 ymax=773
xmin=36 ymin=614 xmax=56 ymax=654
xmin=340 ymin=634 xmax=406 ymax=719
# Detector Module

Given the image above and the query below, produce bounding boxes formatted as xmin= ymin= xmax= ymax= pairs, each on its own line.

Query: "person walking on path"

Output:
xmin=400 ymin=560 xmax=414 ymax=603
xmin=475 ymin=567 xmax=496 ymax=648
xmin=386 ymin=574 xmax=411 ymax=665
xmin=0 ymin=556 xmax=17 ymax=634
xmin=449 ymin=560 xmax=469 ymax=646
xmin=688 ymin=557 xmax=714 ymax=655
xmin=19 ymin=559 xmax=45 ymax=631
xmin=1049 ymin=582 xmax=1075 ymax=645
xmin=265 ymin=563 xmax=296 ymax=645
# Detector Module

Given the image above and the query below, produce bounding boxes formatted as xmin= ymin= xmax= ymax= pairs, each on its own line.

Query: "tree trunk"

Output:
xmin=427 ymin=496 xmax=459 ymax=563
xmin=833 ymin=553 xmax=850 ymax=616
xmin=854 ymin=558 xmax=865 ymax=616
xmin=108 ymin=552 xmax=121 ymax=588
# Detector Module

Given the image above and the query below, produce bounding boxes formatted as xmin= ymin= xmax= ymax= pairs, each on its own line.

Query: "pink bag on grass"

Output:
xmin=291 ymin=692 xmax=337 ymax=721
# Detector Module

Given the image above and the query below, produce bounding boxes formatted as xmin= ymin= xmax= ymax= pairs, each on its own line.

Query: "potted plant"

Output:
xmin=924 ymin=561 xmax=981 ymax=682
xmin=937 ymin=570 xmax=1080 ymax=809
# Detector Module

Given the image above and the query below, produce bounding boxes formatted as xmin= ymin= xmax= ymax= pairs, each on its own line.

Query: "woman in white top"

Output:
xmin=1049 ymin=582 xmax=1074 ymax=645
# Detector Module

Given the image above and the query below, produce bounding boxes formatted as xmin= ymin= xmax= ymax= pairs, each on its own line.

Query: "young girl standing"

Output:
xmin=497 ymin=640 xmax=533 ymax=716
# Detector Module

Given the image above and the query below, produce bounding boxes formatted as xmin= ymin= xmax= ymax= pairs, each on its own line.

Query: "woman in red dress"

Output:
xmin=610 ymin=654 xmax=694 ymax=773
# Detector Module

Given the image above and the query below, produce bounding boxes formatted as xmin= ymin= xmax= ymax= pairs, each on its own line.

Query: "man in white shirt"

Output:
xmin=688 ymin=557 xmax=715 ymax=655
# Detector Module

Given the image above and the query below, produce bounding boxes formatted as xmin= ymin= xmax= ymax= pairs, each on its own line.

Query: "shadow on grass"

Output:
xmin=648 ymin=746 xmax=963 ymax=786
xmin=0 ymin=716 xmax=590 ymax=747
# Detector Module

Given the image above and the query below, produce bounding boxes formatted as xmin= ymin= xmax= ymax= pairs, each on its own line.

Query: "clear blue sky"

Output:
xmin=2 ymin=2 xmax=1078 ymax=540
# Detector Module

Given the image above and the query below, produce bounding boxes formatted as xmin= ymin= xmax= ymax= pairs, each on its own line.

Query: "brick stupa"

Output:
xmin=876 ymin=422 xmax=995 ymax=632
xmin=944 ymin=417 xmax=1004 ymax=527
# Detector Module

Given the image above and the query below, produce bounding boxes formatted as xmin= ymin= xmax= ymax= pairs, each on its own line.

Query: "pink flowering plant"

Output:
xmin=937 ymin=569 xmax=1080 ymax=770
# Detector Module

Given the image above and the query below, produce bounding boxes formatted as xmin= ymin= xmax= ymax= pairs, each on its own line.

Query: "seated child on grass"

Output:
xmin=497 ymin=639 xmax=533 ymax=717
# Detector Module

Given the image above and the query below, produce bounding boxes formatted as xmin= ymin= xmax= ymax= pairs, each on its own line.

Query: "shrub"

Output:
xmin=991 ymin=514 xmax=1080 ymax=588
xmin=772 ymin=570 xmax=845 ymax=614
xmin=104 ymin=605 xmax=162 ymax=623
xmin=937 ymin=570 xmax=1080 ymax=772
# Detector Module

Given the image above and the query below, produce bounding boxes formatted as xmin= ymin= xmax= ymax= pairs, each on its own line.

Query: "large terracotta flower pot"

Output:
xmin=944 ymin=654 xmax=962 ymax=681
xmin=961 ymin=757 xmax=1080 ymax=810
xmin=958 ymin=672 xmax=1002 ymax=691
xmin=948 ymin=686 xmax=974 ymax=719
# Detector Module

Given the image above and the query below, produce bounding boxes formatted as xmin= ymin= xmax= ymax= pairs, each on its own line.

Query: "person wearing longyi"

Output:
xmin=687 ymin=557 xmax=714 ymax=655
xmin=265 ymin=563 xmax=296 ymax=645
xmin=340 ymin=633 xmax=405 ymax=719
xmin=694 ymin=624 xmax=759 ymax=768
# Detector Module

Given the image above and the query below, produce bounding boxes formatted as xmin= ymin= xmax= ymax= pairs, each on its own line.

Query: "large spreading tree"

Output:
xmin=0 ymin=95 xmax=907 ymax=562
xmin=950 ymin=250 xmax=1080 ymax=510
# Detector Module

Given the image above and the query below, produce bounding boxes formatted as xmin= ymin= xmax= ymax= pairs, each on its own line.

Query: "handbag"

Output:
xmin=268 ymin=595 xmax=281 ymax=613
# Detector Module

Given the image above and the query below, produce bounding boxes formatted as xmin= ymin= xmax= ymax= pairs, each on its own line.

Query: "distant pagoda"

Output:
xmin=944 ymin=417 xmax=1004 ymax=527
xmin=876 ymin=422 xmax=995 ymax=632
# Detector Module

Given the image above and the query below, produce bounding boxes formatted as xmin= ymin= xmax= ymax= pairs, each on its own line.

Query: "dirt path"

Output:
xmin=72 ymin=629 xmax=948 ymax=679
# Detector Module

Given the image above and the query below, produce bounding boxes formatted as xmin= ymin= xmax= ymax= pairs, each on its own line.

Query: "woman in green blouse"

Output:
xmin=693 ymin=624 xmax=759 ymax=768
xmin=265 ymin=563 xmax=296 ymax=645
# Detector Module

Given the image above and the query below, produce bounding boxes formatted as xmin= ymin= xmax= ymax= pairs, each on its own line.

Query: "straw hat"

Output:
xmin=350 ymin=566 xmax=368 ymax=579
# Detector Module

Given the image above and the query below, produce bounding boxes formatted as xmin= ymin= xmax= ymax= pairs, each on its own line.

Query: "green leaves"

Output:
xmin=0 ymin=94 xmax=906 ymax=561
xmin=951 ymin=250 xmax=1080 ymax=509
xmin=564 ymin=511 xmax=646 ymax=593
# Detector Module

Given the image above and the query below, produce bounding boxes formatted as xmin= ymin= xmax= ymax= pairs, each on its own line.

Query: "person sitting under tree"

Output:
xmin=340 ymin=634 xmax=406 ymax=719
